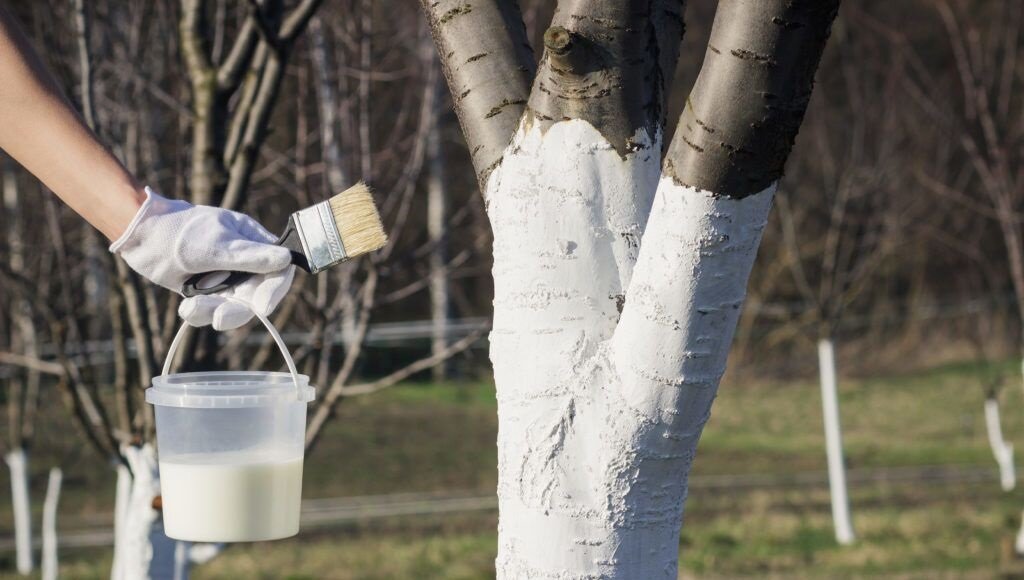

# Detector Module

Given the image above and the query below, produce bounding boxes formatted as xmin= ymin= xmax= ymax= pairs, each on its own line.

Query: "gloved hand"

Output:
xmin=110 ymin=187 xmax=295 ymax=331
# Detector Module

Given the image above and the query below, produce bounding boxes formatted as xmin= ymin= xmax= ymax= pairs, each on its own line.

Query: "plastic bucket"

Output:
xmin=146 ymin=303 xmax=315 ymax=543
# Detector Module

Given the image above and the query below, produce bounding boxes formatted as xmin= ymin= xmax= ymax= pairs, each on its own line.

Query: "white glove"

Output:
xmin=110 ymin=187 xmax=295 ymax=331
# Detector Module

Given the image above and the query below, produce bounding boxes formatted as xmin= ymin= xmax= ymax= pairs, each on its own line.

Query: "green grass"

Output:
xmin=5 ymin=358 xmax=1024 ymax=578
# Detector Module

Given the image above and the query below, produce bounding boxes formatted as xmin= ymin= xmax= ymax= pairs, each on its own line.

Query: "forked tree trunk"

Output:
xmin=422 ymin=0 xmax=839 ymax=577
xmin=817 ymin=337 xmax=855 ymax=545
xmin=5 ymin=449 xmax=33 ymax=574
xmin=41 ymin=467 xmax=62 ymax=580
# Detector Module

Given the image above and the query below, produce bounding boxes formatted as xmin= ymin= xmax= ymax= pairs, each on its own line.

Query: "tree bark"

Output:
xmin=816 ymin=337 xmax=855 ymax=545
xmin=112 ymin=445 xmax=188 ymax=580
xmin=427 ymin=78 xmax=450 ymax=381
xmin=5 ymin=449 xmax=33 ymax=575
xmin=985 ymin=397 xmax=1017 ymax=492
xmin=41 ymin=467 xmax=62 ymax=580
xmin=419 ymin=0 xmax=535 ymax=189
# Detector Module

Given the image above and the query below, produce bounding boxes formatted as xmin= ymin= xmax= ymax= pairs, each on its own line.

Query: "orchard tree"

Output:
xmin=420 ymin=0 xmax=840 ymax=577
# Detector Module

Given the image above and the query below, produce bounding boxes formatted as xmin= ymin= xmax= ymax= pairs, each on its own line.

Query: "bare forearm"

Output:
xmin=0 ymin=4 xmax=144 ymax=241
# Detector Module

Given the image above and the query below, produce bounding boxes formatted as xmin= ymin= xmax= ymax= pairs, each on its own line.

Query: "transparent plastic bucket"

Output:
xmin=146 ymin=302 xmax=315 ymax=543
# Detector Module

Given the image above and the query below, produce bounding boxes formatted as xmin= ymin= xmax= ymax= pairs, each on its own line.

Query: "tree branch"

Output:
xmin=664 ymin=0 xmax=841 ymax=197
xmin=419 ymin=0 xmax=535 ymax=190
xmin=527 ymin=0 xmax=685 ymax=157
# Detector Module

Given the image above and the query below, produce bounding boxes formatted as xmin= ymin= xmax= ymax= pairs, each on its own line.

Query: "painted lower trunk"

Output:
xmin=984 ymin=398 xmax=1016 ymax=491
xmin=41 ymin=467 xmax=62 ymax=580
xmin=817 ymin=338 xmax=855 ymax=545
xmin=110 ymin=445 xmax=190 ymax=580
xmin=487 ymin=120 xmax=772 ymax=578
xmin=5 ymin=448 xmax=33 ymax=574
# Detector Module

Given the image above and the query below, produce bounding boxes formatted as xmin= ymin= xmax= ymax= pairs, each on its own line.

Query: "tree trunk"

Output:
xmin=427 ymin=80 xmax=450 ymax=382
xmin=984 ymin=397 xmax=1016 ymax=491
xmin=422 ymin=0 xmax=838 ymax=576
xmin=5 ymin=448 xmax=33 ymax=574
xmin=41 ymin=467 xmax=62 ymax=580
xmin=111 ymin=445 xmax=189 ymax=580
xmin=817 ymin=337 xmax=855 ymax=545
xmin=111 ymin=460 xmax=131 ymax=577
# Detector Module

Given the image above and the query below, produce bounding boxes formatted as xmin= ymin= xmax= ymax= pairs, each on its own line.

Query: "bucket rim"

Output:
xmin=147 ymin=371 xmax=316 ymax=408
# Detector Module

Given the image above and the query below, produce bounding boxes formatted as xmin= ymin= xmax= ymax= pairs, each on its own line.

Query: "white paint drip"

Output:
xmin=5 ymin=448 xmax=33 ymax=574
xmin=984 ymin=398 xmax=1016 ymax=492
xmin=816 ymin=338 xmax=855 ymax=546
xmin=486 ymin=119 xmax=773 ymax=579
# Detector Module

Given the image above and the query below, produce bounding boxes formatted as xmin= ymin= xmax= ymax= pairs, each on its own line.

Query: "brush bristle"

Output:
xmin=328 ymin=181 xmax=387 ymax=258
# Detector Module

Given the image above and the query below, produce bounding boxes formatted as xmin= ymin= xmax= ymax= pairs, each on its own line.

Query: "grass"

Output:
xmin=4 ymin=357 xmax=1024 ymax=578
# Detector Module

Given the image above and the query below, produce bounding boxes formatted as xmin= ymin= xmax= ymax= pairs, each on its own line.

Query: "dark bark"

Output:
xmin=527 ymin=0 xmax=685 ymax=155
xmin=419 ymin=0 xmax=535 ymax=189
xmin=665 ymin=0 xmax=840 ymax=197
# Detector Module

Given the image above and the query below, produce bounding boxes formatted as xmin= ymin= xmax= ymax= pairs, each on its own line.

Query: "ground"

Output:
xmin=4 ymin=357 xmax=1024 ymax=578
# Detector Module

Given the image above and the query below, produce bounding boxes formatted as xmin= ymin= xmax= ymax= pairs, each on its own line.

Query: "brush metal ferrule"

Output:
xmin=292 ymin=201 xmax=348 ymax=273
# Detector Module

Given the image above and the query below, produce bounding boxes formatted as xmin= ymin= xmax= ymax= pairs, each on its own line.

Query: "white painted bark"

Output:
xmin=817 ymin=338 xmax=855 ymax=545
xmin=41 ymin=467 xmax=62 ymax=580
xmin=111 ymin=461 xmax=131 ymax=578
xmin=111 ymin=444 xmax=189 ymax=580
xmin=187 ymin=542 xmax=224 ymax=565
xmin=984 ymin=398 xmax=1016 ymax=491
xmin=1016 ymin=510 xmax=1024 ymax=555
xmin=487 ymin=119 xmax=773 ymax=578
xmin=5 ymin=448 xmax=33 ymax=574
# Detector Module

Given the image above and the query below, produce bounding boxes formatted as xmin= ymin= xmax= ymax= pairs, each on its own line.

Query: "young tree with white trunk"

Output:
xmin=421 ymin=0 xmax=839 ymax=576
xmin=2 ymin=158 xmax=41 ymax=576
xmin=900 ymin=0 xmax=1024 ymax=551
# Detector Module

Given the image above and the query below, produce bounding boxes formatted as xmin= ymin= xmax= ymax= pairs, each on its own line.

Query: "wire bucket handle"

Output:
xmin=161 ymin=297 xmax=302 ymax=395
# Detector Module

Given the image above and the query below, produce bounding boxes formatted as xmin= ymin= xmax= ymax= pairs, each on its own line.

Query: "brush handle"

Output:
xmin=180 ymin=218 xmax=309 ymax=297
xmin=181 ymin=271 xmax=255 ymax=297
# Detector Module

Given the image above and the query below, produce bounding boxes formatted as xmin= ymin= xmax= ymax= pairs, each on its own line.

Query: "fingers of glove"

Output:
xmin=220 ymin=239 xmax=293 ymax=273
xmin=250 ymin=266 xmax=295 ymax=315
xmin=232 ymin=212 xmax=280 ymax=244
xmin=178 ymin=295 xmax=222 ymax=327
xmin=210 ymin=267 xmax=294 ymax=331
xmin=211 ymin=301 xmax=255 ymax=331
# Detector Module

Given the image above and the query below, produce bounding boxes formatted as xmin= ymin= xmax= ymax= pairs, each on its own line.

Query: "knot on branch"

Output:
xmin=543 ymin=26 xmax=600 ymax=75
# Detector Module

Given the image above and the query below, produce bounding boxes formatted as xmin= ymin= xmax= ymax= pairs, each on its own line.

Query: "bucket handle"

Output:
xmin=161 ymin=297 xmax=302 ymax=394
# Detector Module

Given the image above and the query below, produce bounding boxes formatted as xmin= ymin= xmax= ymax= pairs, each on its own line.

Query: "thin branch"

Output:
xmin=339 ymin=329 xmax=485 ymax=397
xmin=0 ymin=352 xmax=65 ymax=376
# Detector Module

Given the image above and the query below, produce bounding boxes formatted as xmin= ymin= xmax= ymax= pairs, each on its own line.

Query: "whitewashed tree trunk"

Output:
xmin=422 ymin=1 xmax=838 ymax=576
xmin=111 ymin=445 xmax=189 ymax=580
xmin=5 ymin=448 xmax=33 ymax=574
xmin=111 ymin=460 xmax=131 ymax=577
xmin=817 ymin=338 xmax=855 ymax=545
xmin=41 ymin=467 xmax=62 ymax=580
xmin=488 ymin=120 xmax=774 ymax=578
xmin=984 ymin=398 xmax=1016 ymax=491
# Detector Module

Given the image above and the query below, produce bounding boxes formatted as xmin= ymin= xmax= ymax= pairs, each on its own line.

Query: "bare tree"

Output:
xmin=896 ymin=0 xmax=1024 ymax=552
xmin=2 ymin=156 xmax=41 ymax=576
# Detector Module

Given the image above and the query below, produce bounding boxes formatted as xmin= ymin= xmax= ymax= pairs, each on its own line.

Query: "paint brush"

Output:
xmin=181 ymin=182 xmax=387 ymax=297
